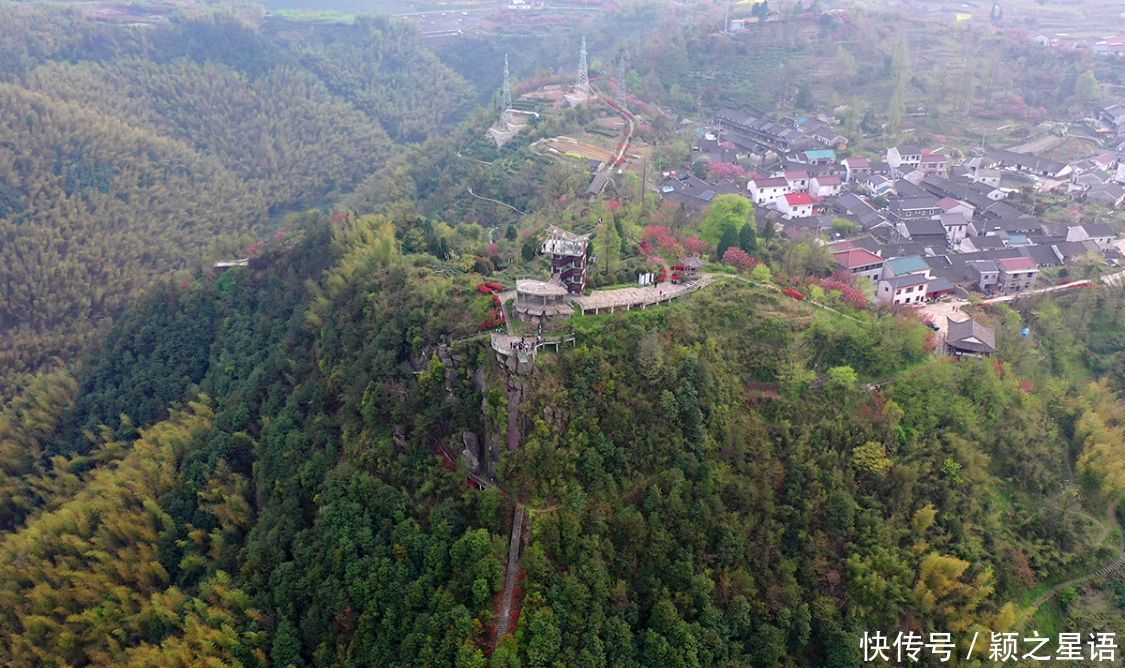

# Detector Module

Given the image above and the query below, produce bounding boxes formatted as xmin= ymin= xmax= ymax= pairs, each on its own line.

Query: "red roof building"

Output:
xmin=996 ymin=256 xmax=1039 ymax=294
xmin=997 ymin=256 xmax=1036 ymax=271
xmin=784 ymin=192 xmax=815 ymax=206
xmin=833 ymin=248 xmax=883 ymax=269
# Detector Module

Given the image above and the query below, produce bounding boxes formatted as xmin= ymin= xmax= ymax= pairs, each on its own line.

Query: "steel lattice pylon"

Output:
xmin=575 ymin=37 xmax=589 ymax=93
xmin=501 ymin=54 xmax=512 ymax=114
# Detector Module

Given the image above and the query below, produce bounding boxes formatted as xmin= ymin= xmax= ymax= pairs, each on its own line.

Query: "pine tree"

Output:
xmin=717 ymin=225 xmax=740 ymax=260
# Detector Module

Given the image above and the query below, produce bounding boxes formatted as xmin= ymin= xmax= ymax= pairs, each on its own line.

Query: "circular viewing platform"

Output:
xmin=514 ymin=279 xmax=573 ymax=322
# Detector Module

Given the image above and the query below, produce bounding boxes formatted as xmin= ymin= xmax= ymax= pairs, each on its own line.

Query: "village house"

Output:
xmin=777 ymin=192 xmax=815 ymax=219
xmin=714 ymin=109 xmax=803 ymax=152
xmin=1094 ymin=40 xmax=1125 ymax=57
xmin=865 ymin=174 xmax=896 ymax=198
xmin=660 ymin=174 xmax=740 ymax=209
xmin=1091 ymin=152 xmax=1119 ymax=172
xmin=990 ymin=150 xmax=1072 ymax=179
xmin=1098 ymin=104 xmax=1125 ymax=131
xmin=795 ymin=118 xmax=848 ymax=148
xmin=1086 ymin=183 xmax=1125 ymax=208
xmin=841 ymin=156 xmax=871 ymax=183
xmin=887 ymin=196 xmax=943 ymax=222
xmin=828 ymin=193 xmax=889 ymax=231
xmin=881 ymin=254 xmax=931 ymax=280
xmin=887 ymin=146 xmax=923 ymax=174
xmin=747 ymin=177 xmax=791 ymax=205
xmin=896 ymin=218 xmax=950 ymax=248
xmin=803 ymin=149 xmax=836 ymax=166
xmin=781 ymin=169 xmax=811 ymax=192
xmin=918 ymin=151 xmax=949 ymax=177
xmin=938 ymin=197 xmax=975 ymax=221
xmin=968 ymin=259 xmax=1000 ymax=293
xmin=1052 ymin=240 xmax=1105 ymax=264
xmin=958 ymin=235 xmax=1009 ymax=253
xmin=945 ymin=317 xmax=997 ymax=358
xmin=995 ymin=256 xmax=1039 ymax=294
xmin=1066 ymin=223 xmax=1117 ymax=250
xmin=938 ymin=213 xmax=972 ymax=244
xmin=809 ymin=174 xmax=843 ymax=198
xmin=926 ymin=276 xmax=955 ymax=300
xmin=877 ymin=273 xmax=930 ymax=305
xmin=832 ymin=247 xmax=885 ymax=282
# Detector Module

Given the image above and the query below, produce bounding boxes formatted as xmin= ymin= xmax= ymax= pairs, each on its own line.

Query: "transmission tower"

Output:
xmin=501 ymin=54 xmax=512 ymax=117
xmin=575 ymin=37 xmax=589 ymax=93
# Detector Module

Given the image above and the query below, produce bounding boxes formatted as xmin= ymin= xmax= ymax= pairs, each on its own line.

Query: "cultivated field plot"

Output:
xmin=537 ymin=135 xmax=616 ymax=163
xmin=519 ymin=85 xmax=569 ymax=108
xmin=1006 ymin=135 xmax=1067 ymax=155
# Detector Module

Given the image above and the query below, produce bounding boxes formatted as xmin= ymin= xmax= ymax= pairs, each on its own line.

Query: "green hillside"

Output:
xmin=0 ymin=214 xmax=1120 ymax=664
xmin=0 ymin=6 xmax=474 ymax=397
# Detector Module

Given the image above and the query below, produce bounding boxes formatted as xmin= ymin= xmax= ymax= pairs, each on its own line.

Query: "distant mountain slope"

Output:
xmin=21 ymin=59 xmax=395 ymax=210
xmin=278 ymin=16 xmax=476 ymax=142
xmin=0 ymin=83 xmax=266 ymax=387
xmin=0 ymin=7 xmax=476 ymax=395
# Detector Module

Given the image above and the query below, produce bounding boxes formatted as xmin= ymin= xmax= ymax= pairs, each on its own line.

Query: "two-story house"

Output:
xmin=887 ymin=196 xmax=942 ymax=222
xmin=747 ymin=177 xmax=791 ymax=206
xmin=996 ymin=256 xmax=1039 ymax=294
xmin=781 ymin=170 xmax=811 ymax=192
xmin=918 ymin=151 xmax=949 ymax=177
xmin=777 ymin=192 xmax=815 ymax=219
xmin=809 ymin=175 xmax=843 ymax=198
xmin=841 ymin=157 xmax=871 ymax=183
xmin=877 ymin=273 xmax=930 ymax=305
xmin=832 ymin=248 xmax=885 ymax=283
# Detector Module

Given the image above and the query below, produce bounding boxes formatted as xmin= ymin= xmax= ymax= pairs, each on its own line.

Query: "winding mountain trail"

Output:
xmin=1016 ymin=502 xmax=1123 ymax=630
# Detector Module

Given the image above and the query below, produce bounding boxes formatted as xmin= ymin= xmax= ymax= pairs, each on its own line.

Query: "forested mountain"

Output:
xmin=0 ymin=7 xmax=473 ymax=396
xmin=0 ymin=82 xmax=265 ymax=392
xmin=0 ymin=212 xmax=1121 ymax=665
xmin=1 ymin=2 xmax=1124 ymax=665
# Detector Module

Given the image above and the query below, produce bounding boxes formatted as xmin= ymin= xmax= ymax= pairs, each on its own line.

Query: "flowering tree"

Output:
xmin=708 ymin=162 xmax=747 ymax=182
xmin=721 ymin=247 xmax=758 ymax=273
xmin=642 ymin=225 xmax=682 ymax=258
xmin=683 ymin=236 xmax=711 ymax=257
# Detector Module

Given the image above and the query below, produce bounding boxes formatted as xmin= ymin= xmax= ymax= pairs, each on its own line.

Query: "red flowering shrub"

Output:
xmin=805 ymin=274 xmax=869 ymax=310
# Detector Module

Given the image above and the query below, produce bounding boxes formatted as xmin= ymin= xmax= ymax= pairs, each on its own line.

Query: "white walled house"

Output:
xmin=748 ymin=177 xmax=791 ymax=206
xmin=877 ymin=273 xmax=930 ymax=305
xmin=776 ymin=192 xmax=815 ymax=219
xmin=1066 ymin=223 xmax=1116 ymax=250
xmin=809 ymin=175 xmax=843 ymax=197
